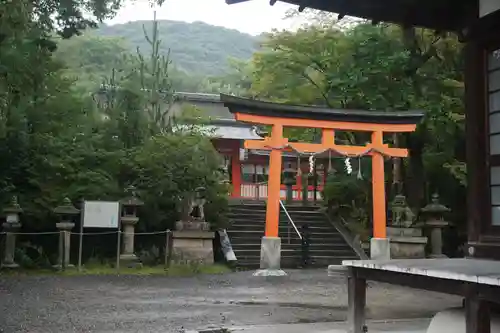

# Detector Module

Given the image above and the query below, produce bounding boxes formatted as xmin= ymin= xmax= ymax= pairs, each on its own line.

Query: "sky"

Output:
xmin=106 ymin=0 xmax=301 ymax=35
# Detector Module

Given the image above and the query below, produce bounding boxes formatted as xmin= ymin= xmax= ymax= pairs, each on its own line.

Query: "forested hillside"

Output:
xmin=95 ymin=20 xmax=258 ymax=76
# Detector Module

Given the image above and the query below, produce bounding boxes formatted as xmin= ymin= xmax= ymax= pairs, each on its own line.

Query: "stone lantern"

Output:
xmin=1 ymin=196 xmax=23 ymax=269
xmin=53 ymin=198 xmax=79 ymax=269
xmin=119 ymin=186 xmax=144 ymax=267
xmin=420 ymin=193 xmax=451 ymax=258
xmin=283 ymin=162 xmax=296 ymax=204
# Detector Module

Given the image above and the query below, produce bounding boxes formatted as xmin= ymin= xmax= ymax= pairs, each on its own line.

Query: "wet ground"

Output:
xmin=0 ymin=270 xmax=461 ymax=333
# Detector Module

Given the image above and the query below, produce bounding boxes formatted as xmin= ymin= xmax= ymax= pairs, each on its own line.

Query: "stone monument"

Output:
xmin=388 ymin=194 xmax=428 ymax=258
xmin=421 ymin=193 xmax=450 ymax=258
xmin=1 ymin=196 xmax=23 ymax=269
xmin=119 ymin=186 xmax=144 ymax=267
xmin=53 ymin=197 xmax=79 ymax=269
xmin=172 ymin=187 xmax=215 ymax=264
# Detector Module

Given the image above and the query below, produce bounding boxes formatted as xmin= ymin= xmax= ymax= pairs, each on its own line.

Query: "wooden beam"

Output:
xmin=353 ymin=267 xmax=500 ymax=304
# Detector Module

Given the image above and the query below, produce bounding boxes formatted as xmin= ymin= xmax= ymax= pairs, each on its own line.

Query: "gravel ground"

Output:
xmin=0 ymin=270 xmax=461 ymax=333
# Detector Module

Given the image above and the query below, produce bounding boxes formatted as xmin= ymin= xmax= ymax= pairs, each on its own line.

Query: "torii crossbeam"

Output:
xmin=221 ymin=94 xmax=424 ymax=274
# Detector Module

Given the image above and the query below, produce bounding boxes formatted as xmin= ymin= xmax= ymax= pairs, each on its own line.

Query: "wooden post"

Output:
xmin=465 ymin=289 xmax=490 ymax=333
xmin=348 ymin=267 xmax=366 ymax=333
xmin=371 ymin=131 xmax=387 ymax=239
xmin=265 ymin=124 xmax=283 ymax=237
xmin=231 ymin=153 xmax=242 ymax=198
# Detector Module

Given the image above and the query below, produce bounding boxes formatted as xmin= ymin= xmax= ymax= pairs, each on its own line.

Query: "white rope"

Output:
xmin=263 ymin=144 xmax=392 ymax=158
xmin=308 ymin=154 xmax=315 ymax=174
xmin=344 ymin=158 xmax=352 ymax=174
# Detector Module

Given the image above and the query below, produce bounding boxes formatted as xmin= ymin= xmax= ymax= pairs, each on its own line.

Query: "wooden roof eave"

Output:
xmin=220 ymin=94 xmax=424 ymax=126
xmin=226 ymin=0 xmax=472 ymax=32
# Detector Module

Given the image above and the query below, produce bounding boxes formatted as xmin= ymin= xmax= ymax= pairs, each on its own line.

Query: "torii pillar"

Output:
xmin=220 ymin=94 xmax=423 ymax=274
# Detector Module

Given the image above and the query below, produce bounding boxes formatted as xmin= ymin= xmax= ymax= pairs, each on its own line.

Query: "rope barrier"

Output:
xmin=0 ymin=231 xmax=60 ymax=235
xmin=0 ymin=230 xmax=171 ymax=236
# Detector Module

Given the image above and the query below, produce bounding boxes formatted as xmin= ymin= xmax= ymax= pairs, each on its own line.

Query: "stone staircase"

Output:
xmin=227 ymin=201 xmax=359 ymax=268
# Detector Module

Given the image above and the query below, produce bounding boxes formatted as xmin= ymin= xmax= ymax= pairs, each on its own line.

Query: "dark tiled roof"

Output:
xmin=220 ymin=94 xmax=424 ymax=125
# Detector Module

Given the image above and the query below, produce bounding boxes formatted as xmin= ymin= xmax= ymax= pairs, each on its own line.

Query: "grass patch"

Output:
xmin=0 ymin=263 xmax=232 ymax=277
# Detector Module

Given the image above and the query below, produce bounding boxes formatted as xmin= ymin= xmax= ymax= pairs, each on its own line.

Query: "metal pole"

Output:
xmin=115 ymin=222 xmax=121 ymax=273
xmin=77 ymin=201 xmax=85 ymax=272
xmin=285 ymin=183 xmax=293 ymax=204
xmin=61 ymin=230 xmax=66 ymax=272
xmin=288 ymin=222 xmax=291 ymax=244
xmin=302 ymin=173 xmax=308 ymax=206
xmin=313 ymin=163 xmax=318 ymax=203
xmin=164 ymin=229 xmax=171 ymax=269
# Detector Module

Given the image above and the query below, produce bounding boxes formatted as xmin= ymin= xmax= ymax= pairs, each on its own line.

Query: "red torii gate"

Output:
xmin=221 ymin=94 xmax=423 ymax=273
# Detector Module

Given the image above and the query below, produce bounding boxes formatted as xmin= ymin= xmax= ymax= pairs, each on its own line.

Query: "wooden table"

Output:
xmin=342 ymin=258 xmax=500 ymax=333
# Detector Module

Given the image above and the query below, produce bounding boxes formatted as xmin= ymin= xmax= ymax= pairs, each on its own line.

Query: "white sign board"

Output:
xmin=83 ymin=201 xmax=120 ymax=228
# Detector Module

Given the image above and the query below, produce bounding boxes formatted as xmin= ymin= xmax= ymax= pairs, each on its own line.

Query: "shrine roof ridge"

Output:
xmin=208 ymin=118 xmax=256 ymax=128
xmin=220 ymin=94 xmax=424 ymax=125
xmin=175 ymin=92 xmax=221 ymax=103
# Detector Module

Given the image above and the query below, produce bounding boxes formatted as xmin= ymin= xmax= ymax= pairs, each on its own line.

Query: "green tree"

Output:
xmin=0 ymin=1 xmax=230 ymax=264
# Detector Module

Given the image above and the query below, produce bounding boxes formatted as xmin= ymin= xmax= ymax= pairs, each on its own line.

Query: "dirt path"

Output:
xmin=0 ymin=270 xmax=461 ymax=333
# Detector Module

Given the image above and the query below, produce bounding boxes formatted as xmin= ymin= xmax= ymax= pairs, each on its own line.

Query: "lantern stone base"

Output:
xmin=388 ymin=226 xmax=428 ymax=259
xmin=172 ymin=231 xmax=215 ymax=264
xmin=1 ymin=262 xmax=19 ymax=269
xmin=1 ymin=223 xmax=21 ymax=270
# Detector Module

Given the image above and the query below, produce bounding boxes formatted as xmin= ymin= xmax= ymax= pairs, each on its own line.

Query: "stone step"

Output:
xmin=226 ymin=203 xmax=358 ymax=269
xmin=228 ymin=212 xmax=327 ymax=219
xmin=229 ymin=201 xmax=322 ymax=210
xmin=233 ymin=250 xmax=356 ymax=261
xmin=230 ymin=242 xmax=348 ymax=249
xmin=229 ymin=205 xmax=324 ymax=212
xmin=227 ymin=232 xmax=345 ymax=241
xmin=227 ymin=224 xmax=335 ymax=232
xmin=233 ymin=247 xmax=355 ymax=254
xmin=228 ymin=205 xmax=323 ymax=214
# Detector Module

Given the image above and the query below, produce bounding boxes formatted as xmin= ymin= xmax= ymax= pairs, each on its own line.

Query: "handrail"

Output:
xmin=280 ymin=200 xmax=302 ymax=241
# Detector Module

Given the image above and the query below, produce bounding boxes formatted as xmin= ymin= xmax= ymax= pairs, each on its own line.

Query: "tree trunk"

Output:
xmin=403 ymin=132 xmax=426 ymax=209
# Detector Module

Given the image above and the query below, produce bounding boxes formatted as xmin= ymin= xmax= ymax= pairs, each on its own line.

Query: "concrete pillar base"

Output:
xmin=253 ymin=269 xmax=287 ymax=277
xmin=370 ymin=238 xmax=391 ymax=260
xmin=259 ymin=236 xmax=282 ymax=270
